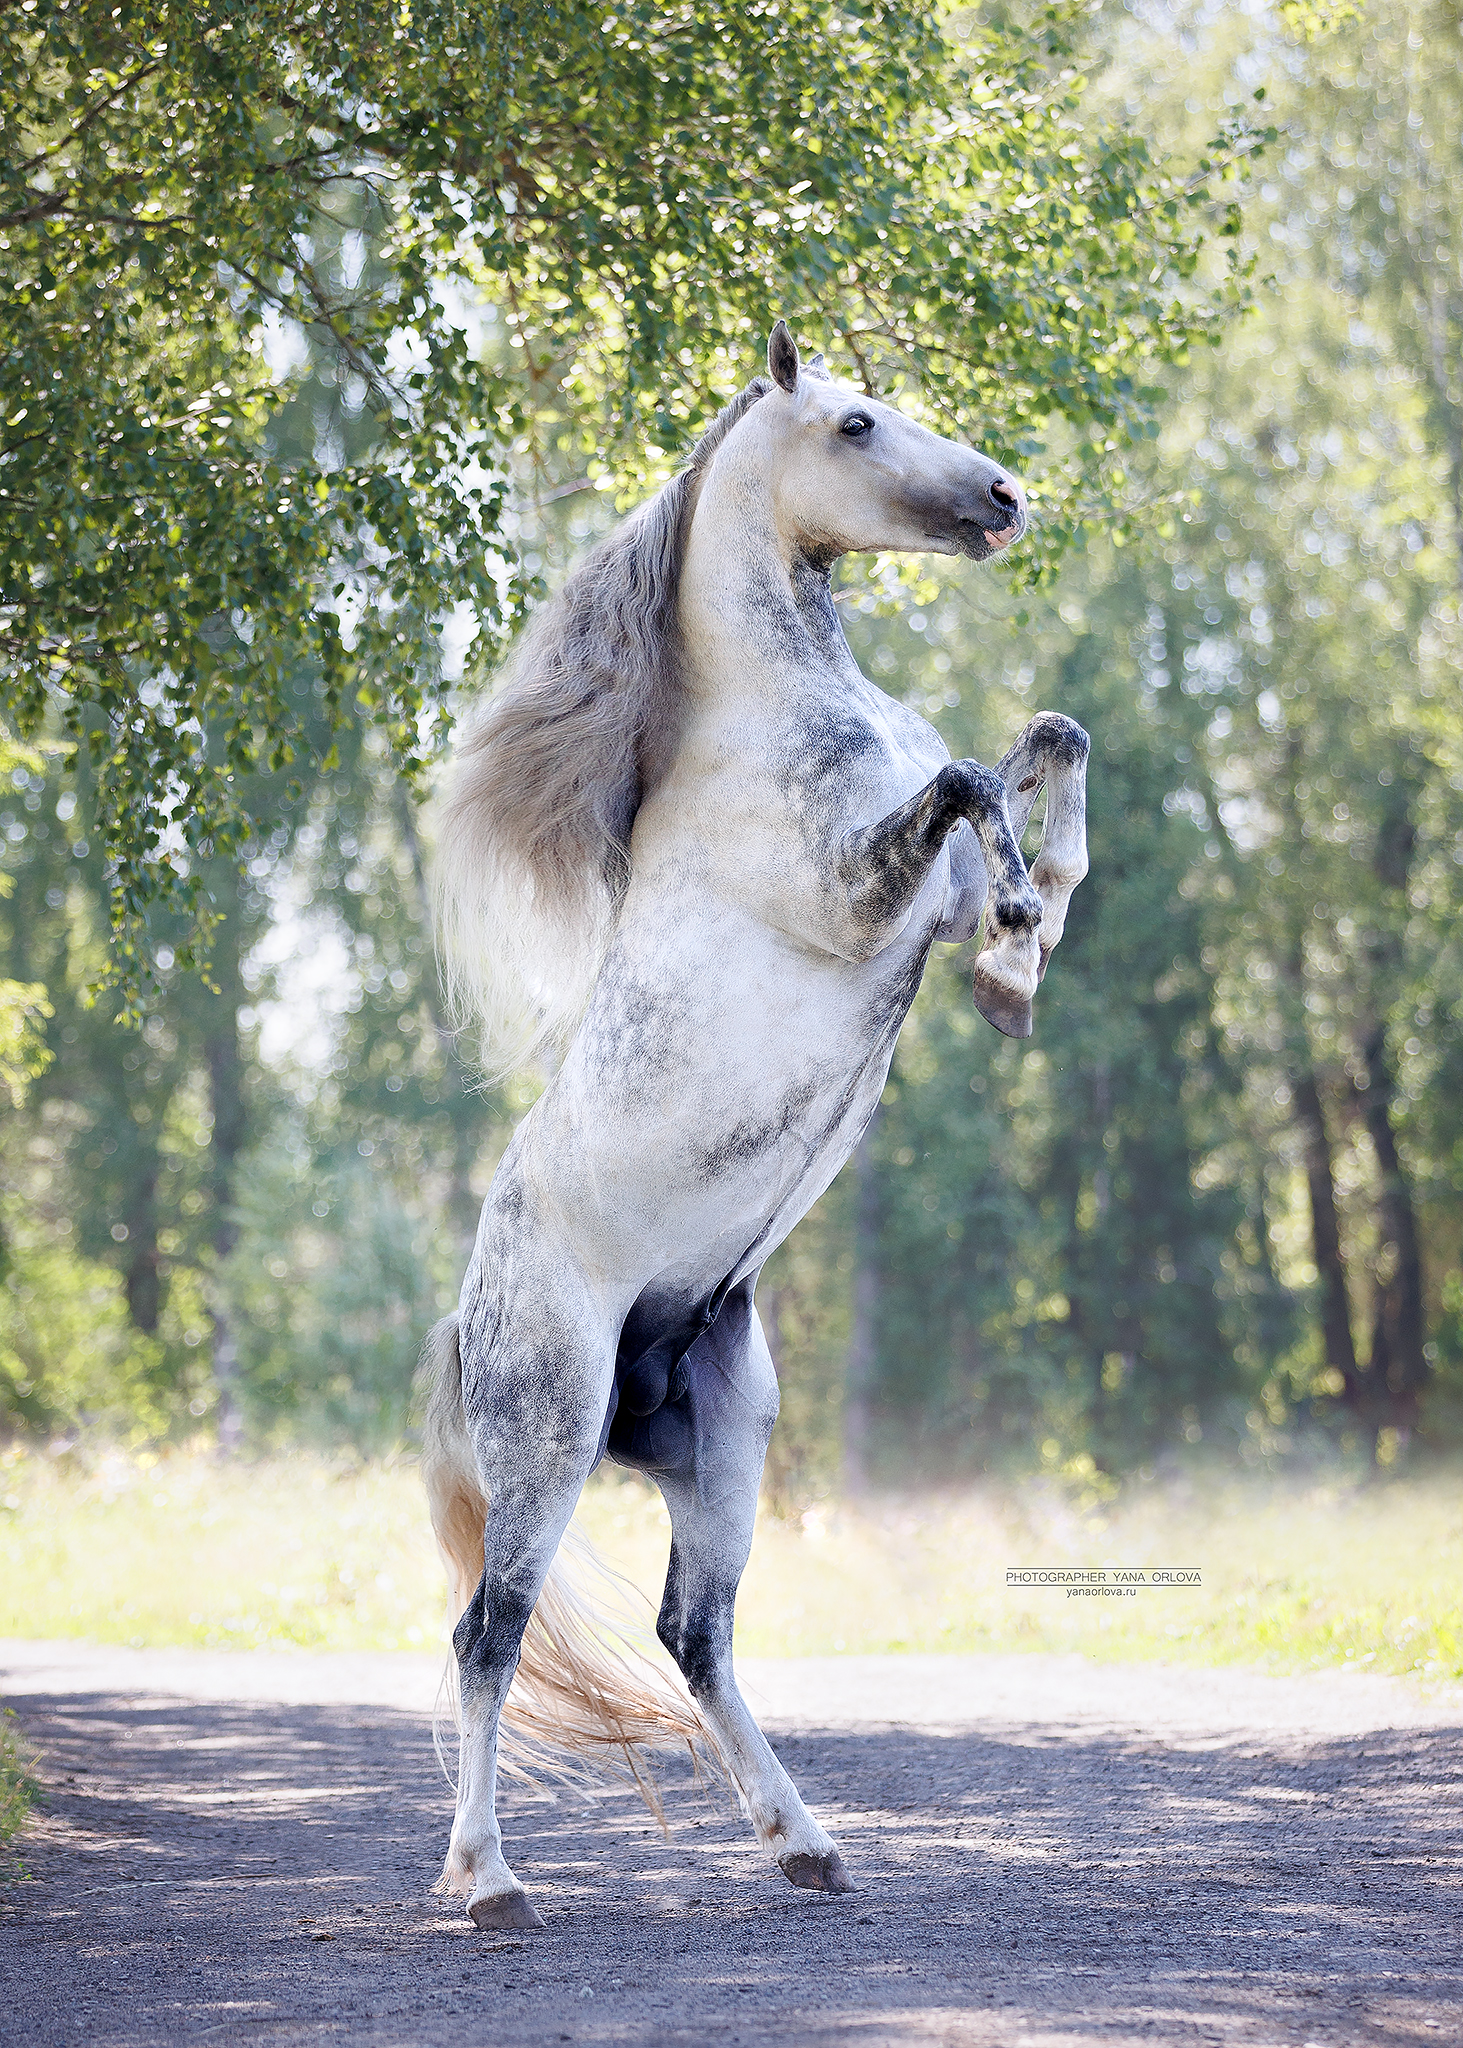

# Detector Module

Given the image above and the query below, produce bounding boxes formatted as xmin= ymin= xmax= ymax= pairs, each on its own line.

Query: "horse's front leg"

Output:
xmin=837 ymin=759 xmax=1045 ymax=1036
xmin=996 ymin=712 xmax=1090 ymax=984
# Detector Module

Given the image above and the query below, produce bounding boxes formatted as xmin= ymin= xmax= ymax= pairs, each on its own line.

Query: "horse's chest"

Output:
xmin=657 ymin=742 xmax=941 ymax=941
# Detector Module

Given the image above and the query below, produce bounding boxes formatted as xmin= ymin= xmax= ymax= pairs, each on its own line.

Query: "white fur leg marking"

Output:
xmin=971 ymin=922 xmax=1040 ymax=1003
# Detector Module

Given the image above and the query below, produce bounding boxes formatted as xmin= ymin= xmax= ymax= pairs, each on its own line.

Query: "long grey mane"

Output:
xmin=435 ymin=376 xmax=774 ymax=1076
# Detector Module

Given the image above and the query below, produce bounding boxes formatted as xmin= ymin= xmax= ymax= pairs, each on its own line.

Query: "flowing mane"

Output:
xmin=435 ymin=377 xmax=773 ymax=1077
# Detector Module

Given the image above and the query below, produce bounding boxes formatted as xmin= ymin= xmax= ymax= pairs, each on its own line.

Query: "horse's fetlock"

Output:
xmin=1029 ymin=711 xmax=1090 ymax=761
xmin=748 ymin=1795 xmax=802 ymax=1850
xmin=439 ymin=1836 xmax=480 ymax=1899
xmin=994 ymin=892 xmax=1042 ymax=935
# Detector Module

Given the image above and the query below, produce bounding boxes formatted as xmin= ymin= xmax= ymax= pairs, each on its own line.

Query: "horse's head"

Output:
xmin=754 ymin=320 xmax=1025 ymax=566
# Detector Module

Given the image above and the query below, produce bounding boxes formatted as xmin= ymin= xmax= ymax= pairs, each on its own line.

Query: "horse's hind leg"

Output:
xmin=444 ymin=1253 xmax=615 ymax=1930
xmin=639 ymin=1286 xmax=852 ymax=1894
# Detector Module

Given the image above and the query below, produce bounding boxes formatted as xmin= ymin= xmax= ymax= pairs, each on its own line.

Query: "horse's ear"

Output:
xmin=768 ymin=320 xmax=800 ymax=394
xmin=803 ymin=350 xmax=829 ymax=381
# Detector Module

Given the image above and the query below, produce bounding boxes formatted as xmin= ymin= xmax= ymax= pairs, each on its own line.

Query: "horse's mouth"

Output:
xmin=956 ymin=516 xmax=1024 ymax=560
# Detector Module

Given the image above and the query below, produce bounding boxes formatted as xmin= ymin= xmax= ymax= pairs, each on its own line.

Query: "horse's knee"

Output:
xmin=452 ymin=1581 xmax=484 ymax=1667
xmin=657 ymin=1607 xmax=730 ymax=1699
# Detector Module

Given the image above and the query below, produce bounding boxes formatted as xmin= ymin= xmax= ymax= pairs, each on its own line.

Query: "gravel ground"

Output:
xmin=1 ymin=1640 xmax=1460 ymax=2047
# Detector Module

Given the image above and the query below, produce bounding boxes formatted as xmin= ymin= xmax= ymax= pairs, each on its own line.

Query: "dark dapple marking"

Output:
xmin=420 ymin=320 xmax=1091 ymax=1927
xmin=692 ymin=1070 xmax=825 ymax=1182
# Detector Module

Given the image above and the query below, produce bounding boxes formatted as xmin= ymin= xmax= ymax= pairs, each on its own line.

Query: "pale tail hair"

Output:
xmin=417 ymin=1316 xmax=723 ymax=1821
xmin=434 ymin=379 xmax=772 ymax=1078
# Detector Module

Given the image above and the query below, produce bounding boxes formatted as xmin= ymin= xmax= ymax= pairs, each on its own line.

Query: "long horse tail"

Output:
xmin=416 ymin=1315 xmax=715 ymax=1815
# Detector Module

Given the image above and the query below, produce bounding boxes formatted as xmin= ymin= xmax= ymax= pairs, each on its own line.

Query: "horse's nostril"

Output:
xmin=989 ymin=477 xmax=1020 ymax=511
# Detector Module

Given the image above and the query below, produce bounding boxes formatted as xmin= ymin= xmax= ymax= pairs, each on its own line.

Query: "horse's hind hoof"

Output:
xmin=971 ymin=966 xmax=1034 ymax=1039
xmin=780 ymin=1849 xmax=854 ymax=1894
xmin=468 ymin=1888 xmax=546 ymax=1931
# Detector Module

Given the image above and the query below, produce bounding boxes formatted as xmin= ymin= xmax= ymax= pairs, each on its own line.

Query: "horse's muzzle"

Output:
xmin=904 ymin=463 xmax=1027 ymax=559
xmin=975 ymin=473 xmax=1026 ymax=551
xmin=956 ymin=510 xmax=1025 ymax=560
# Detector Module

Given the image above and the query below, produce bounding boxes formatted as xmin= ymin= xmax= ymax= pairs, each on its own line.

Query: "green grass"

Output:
xmin=1 ymin=1442 xmax=1460 ymax=1683
xmin=1 ymin=1707 xmax=39 ymax=1875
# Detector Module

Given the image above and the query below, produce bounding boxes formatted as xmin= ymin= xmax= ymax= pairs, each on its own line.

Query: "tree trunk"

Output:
xmin=1291 ymin=1066 xmax=1363 ymax=1405
xmin=842 ymin=1114 xmax=882 ymax=1496
xmin=1275 ymin=738 xmax=1365 ymax=1426
xmin=124 ymin=1156 xmax=162 ymax=1333
xmin=1354 ymin=1023 xmax=1427 ymax=1432
xmin=1354 ymin=786 xmax=1428 ymax=1437
xmin=204 ymin=877 xmax=248 ymax=1453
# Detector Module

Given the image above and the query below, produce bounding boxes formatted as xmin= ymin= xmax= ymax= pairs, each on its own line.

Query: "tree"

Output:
xmin=1 ymin=0 xmax=1266 ymax=989
xmin=0 ymin=680 xmax=499 ymax=1443
xmin=837 ymin=551 xmax=1260 ymax=1477
xmin=1133 ymin=5 xmax=1458 ymax=1453
xmin=779 ymin=0 xmax=1463 ymax=1477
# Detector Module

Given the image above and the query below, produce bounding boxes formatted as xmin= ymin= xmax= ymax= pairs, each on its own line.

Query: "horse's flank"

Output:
xmin=434 ymin=378 xmax=773 ymax=1078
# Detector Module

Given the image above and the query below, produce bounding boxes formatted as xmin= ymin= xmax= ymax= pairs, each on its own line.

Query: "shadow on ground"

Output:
xmin=1 ymin=1682 xmax=1460 ymax=2045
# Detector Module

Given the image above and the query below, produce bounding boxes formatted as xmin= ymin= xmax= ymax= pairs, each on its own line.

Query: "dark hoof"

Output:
xmin=780 ymin=1850 xmax=854 ymax=1894
xmin=468 ymin=1889 xmax=545 ymax=1932
xmin=971 ymin=968 xmax=1033 ymax=1039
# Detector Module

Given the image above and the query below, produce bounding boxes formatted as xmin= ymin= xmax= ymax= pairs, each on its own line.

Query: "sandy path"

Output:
xmin=2 ymin=1640 xmax=1460 ymax=2046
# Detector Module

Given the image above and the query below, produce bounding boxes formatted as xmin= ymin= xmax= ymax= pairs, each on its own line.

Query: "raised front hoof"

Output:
xmin=468 ymin=1888 xmax=546 ymax=1932
xmin=780 ymin=1849 xmax=854 ymax=1894
xmin=971 ymin=967 xmax=1034 ymax=1039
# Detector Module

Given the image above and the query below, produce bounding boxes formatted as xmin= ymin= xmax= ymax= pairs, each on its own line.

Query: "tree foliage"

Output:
xmin=0 ymin=0 xmax=1264 ymax=987
xmin=819 ymin=0 xmax=1463 ymax=1474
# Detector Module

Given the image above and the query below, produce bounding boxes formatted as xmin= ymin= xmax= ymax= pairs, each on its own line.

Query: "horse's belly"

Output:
xmin=532 ymin=1060 xmax=879 ymax=1306
xmin=519 ymin=907 xmax=930 ymax=1297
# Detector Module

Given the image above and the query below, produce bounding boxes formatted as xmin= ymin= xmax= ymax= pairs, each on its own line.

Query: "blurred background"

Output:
xmin=2 ymin=0 xmax=1461 ymax=1684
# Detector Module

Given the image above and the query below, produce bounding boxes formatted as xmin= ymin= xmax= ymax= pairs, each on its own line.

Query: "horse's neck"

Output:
xmin=677 ymin=472 xmax=861 ymax=713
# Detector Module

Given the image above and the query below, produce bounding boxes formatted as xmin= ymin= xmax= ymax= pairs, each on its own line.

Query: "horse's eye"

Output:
xmin=840 ymin=414 xmax=874 ymax=439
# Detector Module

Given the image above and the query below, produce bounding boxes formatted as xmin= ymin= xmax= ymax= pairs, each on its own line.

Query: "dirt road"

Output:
xmin=2 ymin=1641 xmax=1460 ymax=2046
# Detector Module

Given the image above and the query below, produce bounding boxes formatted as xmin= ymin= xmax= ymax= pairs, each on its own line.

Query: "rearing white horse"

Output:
xmin=421 ymin=322 xmax=1089 ymax=1929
